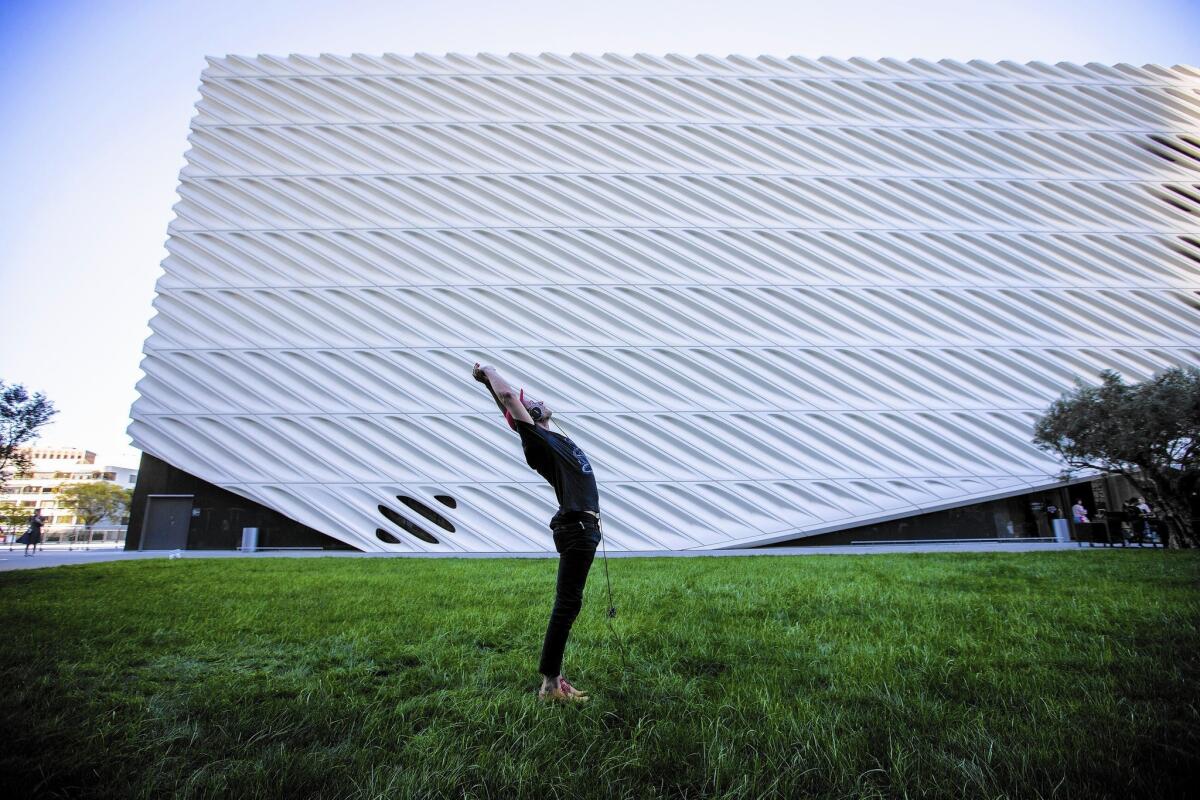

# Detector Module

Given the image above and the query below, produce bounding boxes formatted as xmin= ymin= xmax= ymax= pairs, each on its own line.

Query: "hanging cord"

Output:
xmin=598 ymin=515 xmax=616 ymax=619
xmin=551 ymin=417 xmax=631 ymax=675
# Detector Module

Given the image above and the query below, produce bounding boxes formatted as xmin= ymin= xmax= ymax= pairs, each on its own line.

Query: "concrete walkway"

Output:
xmin=0 ymin=540 xmax=1124 ymax=572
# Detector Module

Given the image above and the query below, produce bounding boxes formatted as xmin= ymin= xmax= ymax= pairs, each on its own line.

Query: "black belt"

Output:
xmin=559 ymin=509 xmax=600 ymax=520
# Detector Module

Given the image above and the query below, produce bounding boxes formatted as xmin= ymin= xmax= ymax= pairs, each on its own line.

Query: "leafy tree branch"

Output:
xmin=1 ymin=380 xmax=57 ymax=478
xmin=1033 ymin=367 xmax=1199 ymax=548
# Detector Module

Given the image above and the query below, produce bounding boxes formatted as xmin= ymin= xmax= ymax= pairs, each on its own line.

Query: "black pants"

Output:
xmin=538 ymin=511 xmax=601 ymax=677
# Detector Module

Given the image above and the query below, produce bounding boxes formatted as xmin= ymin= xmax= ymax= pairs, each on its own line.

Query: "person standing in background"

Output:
xmin=18 ymin=509 xmax=44 ymax=556
xmin=1135 ymin=497 xmax=1155 ymax=541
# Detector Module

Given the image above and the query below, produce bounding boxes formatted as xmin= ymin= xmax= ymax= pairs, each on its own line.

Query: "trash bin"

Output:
xmin=241 ymin=527 xmax=258 ymax=552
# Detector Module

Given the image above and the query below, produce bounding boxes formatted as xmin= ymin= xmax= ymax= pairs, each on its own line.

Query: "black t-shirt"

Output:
xmin=515 ymin=420 xmax=599 ymax=513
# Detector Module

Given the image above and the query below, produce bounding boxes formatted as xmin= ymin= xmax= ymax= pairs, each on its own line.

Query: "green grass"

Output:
xmin=1 ymin=552 xmax=1197 ymax=799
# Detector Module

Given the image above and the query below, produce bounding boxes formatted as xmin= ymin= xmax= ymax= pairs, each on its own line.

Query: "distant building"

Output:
xmin=1 ymin=446 xmax=138 ymax=541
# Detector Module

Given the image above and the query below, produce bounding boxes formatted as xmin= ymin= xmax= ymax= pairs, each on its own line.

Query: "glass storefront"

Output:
xmin=763 ymin=486 xmax=1080 ymax=546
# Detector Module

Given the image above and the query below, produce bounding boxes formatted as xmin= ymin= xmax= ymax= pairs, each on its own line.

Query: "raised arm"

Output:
xmin=475 ymin=365 xmax=508 ymax=414
xmin=473 ymin=363 xmax=534 ymax=427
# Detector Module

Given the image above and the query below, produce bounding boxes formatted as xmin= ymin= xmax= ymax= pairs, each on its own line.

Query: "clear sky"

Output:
xmin=1 ymin=0 xmax=1197 ymax=468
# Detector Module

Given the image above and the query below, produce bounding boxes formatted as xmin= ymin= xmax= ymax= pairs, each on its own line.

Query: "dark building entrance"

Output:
xmin=759 ymin=483 xmax=1092 ymax=547
xmin=126 ymin=453 xmax=355 ymax=551
xmin=140 ymin=496 xmax=194 ymax=550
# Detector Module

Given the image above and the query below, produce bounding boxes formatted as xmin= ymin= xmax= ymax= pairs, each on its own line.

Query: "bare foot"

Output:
xmin=539 ymin=675 xmax=589 ymax=702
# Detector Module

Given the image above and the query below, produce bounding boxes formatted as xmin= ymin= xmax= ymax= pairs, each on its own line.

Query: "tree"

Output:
xmin=1 ymin=381 xmax=57 ymax=478
xmin=56 ymin=482 xmax=133 ymax=541
xmin=1033 ymin=367 xmax=1199 ymax=549
xmin=0 ymin=500 xmax=29 ymax=544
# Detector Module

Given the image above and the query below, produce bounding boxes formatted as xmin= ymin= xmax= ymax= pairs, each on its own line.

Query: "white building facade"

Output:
xmin=128 ymin=54 xmax=1200 ymax=552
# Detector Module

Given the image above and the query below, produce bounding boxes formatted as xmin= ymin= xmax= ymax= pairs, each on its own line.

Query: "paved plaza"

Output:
xmin=0 ymin=540 xmax=1110 ymax=572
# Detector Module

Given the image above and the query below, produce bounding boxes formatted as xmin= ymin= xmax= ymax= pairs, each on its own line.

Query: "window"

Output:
xmin=397 ymin=496 xmax=455 ymax=532
xmin=376 ymin=505 xmax=440 ymax=544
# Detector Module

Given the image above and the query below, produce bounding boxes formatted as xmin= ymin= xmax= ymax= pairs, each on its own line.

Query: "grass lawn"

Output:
xmin=1 ymin=551 xmax=1197 ymax=799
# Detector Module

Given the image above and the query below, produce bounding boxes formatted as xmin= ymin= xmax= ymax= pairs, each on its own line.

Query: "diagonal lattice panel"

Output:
xmin=130 ymin=53 xmax=1200 ymax=551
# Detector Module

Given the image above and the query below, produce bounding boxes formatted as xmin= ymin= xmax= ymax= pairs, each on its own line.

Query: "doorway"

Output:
xmin=141 ymin=495 xmax=194 ymax=550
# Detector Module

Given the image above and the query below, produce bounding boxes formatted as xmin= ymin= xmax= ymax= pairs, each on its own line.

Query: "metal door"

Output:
xmin=141 ymin=496 xmax=194 ymax=550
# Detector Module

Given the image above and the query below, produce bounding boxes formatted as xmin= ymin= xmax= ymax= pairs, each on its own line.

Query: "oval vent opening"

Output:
xmin=377 ymin=505 xmax=440 ymax=545
xmin=398 ymin=495 xmax=455 ymax=532
xmin=376 ymin=529 xmax=401 ymax=544
xmin=434 ymin=494 xmax=457 ymax=509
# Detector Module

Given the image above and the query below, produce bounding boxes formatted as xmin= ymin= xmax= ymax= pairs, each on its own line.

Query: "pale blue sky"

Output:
xmin=1 ymin=0 xmax=1197 ymax=468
